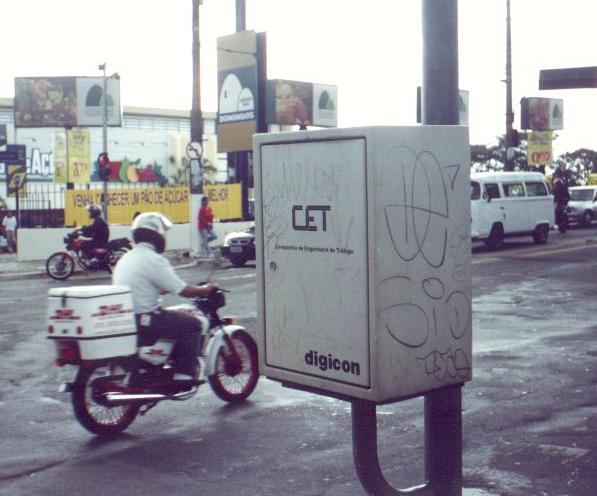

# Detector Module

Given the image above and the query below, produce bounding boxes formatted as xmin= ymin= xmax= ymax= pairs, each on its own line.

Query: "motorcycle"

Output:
xmin=50 ymin=288 xmax=259 ymax=436
xmin=45 ymin=230 xmax=132 ymax=280
xmin=555 ymin=203 xmax=569 ymax=233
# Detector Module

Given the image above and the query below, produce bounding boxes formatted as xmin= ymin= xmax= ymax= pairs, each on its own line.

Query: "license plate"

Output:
xmin=58 ymin=364 xmax=79 ymax=385
xmin=230 ymin=246 xmax=243 ymax=253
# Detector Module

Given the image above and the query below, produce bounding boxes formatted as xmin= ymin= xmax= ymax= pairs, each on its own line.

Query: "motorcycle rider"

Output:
xmin=79 ymin=204 xmax=110 ymax=262
xmin=112 ymin=212 xmax=217 ymax=390
xmin=552 ymin=170 xmax=570 ymax=232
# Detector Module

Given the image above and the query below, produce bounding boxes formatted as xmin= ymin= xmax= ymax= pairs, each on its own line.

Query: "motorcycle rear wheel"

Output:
xmin=72 ymin=365 xmax=139 ymax=436
xmin=46 ymin=252 xmax=75 ymax=280
xmin=208 ymin=330 xmax=259 ymax=403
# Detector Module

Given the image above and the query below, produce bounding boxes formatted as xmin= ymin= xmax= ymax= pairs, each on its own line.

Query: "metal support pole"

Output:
xmin=421 ymin=0 xmax=459 ymax=125
xmin=424 ymin=385 xmax=463 ymax=493
xmin=235 ymin=0 xmax=246 ymax=31
xmin=352 ymin=400 xmax=431 ymax=495
xmin=421 ymin=2 xmax=463 ymax=494
xmin=350 ymin=3 xmax=463 ymax=496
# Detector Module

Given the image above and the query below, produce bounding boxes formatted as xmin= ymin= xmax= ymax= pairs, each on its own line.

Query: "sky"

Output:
xmin=1 ymin=0 xmax=596 ymax=157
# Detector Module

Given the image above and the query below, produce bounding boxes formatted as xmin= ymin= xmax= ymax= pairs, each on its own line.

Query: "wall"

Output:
xmin=17 ymin=220 xmax=254 ymax=261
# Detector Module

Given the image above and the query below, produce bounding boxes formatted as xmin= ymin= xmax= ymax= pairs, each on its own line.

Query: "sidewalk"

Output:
xmin=0 ymin=249 xmax=211 ymax=281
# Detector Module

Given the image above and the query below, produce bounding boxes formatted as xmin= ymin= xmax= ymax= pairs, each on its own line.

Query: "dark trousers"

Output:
xmin=137 ymin=308 xmax=203 ymax=376
xmin=80 ymin=240 xmax=106 ymax=259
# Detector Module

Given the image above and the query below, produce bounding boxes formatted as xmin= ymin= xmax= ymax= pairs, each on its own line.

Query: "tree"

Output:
xmin=471 ymin=132 xmax=529 ymax=172
xmin=552 ymin=148 xmax=597 ymax=185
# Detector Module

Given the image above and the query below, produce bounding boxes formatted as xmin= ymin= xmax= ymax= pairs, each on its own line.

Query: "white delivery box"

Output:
xmin=254 ymin=126 xmax=472 ymax=403
xmin=47 ymin=285 xmax=137 ymax=360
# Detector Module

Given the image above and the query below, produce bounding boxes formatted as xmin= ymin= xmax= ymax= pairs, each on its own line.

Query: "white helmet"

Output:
xmin=131 ymin=212 xmax=172 ymax=253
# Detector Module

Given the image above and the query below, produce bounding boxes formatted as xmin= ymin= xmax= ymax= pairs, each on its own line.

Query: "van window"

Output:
xmin=525 ymin=181 xmax=548 ymax=197
xmin=484 ymin=183 xmax=500 ymax=199
xmin=471 ymin=182 xmax=480 ymax=200
xmin=503 ymin=183 xmax=525 ymax=198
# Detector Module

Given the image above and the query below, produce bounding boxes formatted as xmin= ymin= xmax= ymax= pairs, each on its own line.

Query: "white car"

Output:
xmin=566 ymin=186 xmax=597 ymax=227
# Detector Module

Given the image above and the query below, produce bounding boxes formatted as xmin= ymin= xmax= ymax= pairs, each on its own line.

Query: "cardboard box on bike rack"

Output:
xmin=47 ymin=285 xmax=137 ymax=360
xmin=254 ymin=126 xmax=472 ymax=404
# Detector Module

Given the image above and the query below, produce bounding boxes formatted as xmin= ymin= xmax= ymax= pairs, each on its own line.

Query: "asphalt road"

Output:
xmin=0 ymin=227 xmax=596 ymax=496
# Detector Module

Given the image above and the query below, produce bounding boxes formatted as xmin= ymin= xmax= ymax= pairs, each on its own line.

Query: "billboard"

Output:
xmin=416 ymin=87 xmax=469 ymax=125
xmin=14 ymin=76 xmax=121 ymax=128
xmin=53 ymin=129 xmax=91 ymax=184
xmin=520 ymin=97 xmax=563 ymax=131
xmin=217 ymin=31 xmax=264 ymax=153
xmin=266 ymin=79 xmax=338 ymax=128
xmin=527 ymin=131 xmax=553 ymax=166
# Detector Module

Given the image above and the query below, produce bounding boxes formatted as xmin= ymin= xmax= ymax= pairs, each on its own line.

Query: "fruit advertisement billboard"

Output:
xmin=14 ymin=77 xmax=121 ymax=128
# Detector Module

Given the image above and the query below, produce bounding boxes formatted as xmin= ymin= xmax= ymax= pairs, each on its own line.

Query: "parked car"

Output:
xmin=220 ymin=224 xmax=255 ymax=267
xmin=566 ymin=186 xmax=597 ymax=227
xmin=471 ymin=171 xmax=554 ymax=249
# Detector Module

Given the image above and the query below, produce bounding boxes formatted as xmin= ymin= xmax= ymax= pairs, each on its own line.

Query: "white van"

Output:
xmin=471 ymin=171 xmax=554 ymax=249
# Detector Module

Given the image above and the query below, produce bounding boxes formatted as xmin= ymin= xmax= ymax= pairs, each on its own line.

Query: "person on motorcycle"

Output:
xmin=552 ymin=171 xmax=570 ymax=232
xmin=112 ymin=211 xmax=217 ymax=390
xmin=79 ymin=204 xmax=110 ymax=261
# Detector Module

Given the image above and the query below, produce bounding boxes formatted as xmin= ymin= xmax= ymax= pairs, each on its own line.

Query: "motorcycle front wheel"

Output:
xmin=72 ymin=364 xmax=139 ymax=436
xmin=46 ymin=252 xmax=75 ymax=280
xmin=208 ymin=330 xmax=259 ymax=403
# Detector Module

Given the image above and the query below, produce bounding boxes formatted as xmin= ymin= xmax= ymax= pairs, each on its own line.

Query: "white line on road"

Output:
xmin=215 ymin=271 xmax=256 ymax=281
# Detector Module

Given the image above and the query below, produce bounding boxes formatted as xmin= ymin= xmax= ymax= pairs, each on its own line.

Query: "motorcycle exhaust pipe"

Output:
xmin=104 ymin=388 xmax=197 ymax=405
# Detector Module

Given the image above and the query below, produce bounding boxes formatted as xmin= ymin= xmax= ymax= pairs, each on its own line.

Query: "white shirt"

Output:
xmin=112 ymin=242 xmax=187 ymax=314
xmin=2 ymin=216 xmax=17 ymax=231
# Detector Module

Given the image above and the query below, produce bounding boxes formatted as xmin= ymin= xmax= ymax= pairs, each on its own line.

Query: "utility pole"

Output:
xmin=191 ymin=0 xmax=203 ymax=144
xmin=504 ymin=0 xmax=515 ymax=171
xmin=100 ymin=62 xmax=109 ymax=219
xmin=233 ymin=0 xmax=249 ymax=219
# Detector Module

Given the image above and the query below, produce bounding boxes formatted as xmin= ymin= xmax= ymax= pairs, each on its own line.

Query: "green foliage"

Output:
xmin=552 ymin=148 xmax=597 ymax=186
xmin=471 ymin=133 xmax=597 ymax=184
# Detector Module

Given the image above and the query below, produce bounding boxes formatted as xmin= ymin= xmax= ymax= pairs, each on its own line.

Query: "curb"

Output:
xmin=0 ymin=260 xmax=206 ymax=282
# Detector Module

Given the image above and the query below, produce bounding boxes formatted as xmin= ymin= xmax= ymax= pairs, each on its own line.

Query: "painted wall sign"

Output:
xmin=65 ymin=186 xmax=189 ymax=226
xmin=203 ymin=183 xmax=242 ymax=220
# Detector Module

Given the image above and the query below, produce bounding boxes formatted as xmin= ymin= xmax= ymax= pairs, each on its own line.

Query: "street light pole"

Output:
xmin=99 ymin=62 xmax=109 ymax=219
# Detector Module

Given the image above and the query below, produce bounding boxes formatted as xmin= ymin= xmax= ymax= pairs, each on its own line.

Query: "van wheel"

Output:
xmin=581 ymin=211 xmax=592 ymax=227
xmin=533 ymin=224 xmax=549 ymax=245
xmin=484 ymin=224 xmax=504 ymax=250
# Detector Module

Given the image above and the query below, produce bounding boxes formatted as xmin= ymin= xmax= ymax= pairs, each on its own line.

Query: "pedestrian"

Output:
xmin=2 ymin=210 xmax=17 ymax=253
xmin=198 ymin=196 xmax=217 ymax=257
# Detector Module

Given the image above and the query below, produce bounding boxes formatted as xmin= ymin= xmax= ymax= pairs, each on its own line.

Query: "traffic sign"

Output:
xmin=186 ymin=141 xmax=203 ymax=160
xmin=7 ymin=163 xmax=27 ymax=198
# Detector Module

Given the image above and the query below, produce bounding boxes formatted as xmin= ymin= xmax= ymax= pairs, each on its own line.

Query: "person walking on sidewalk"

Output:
xmin=2 ymin=211 xmax=17 ymax=253
xmin=198 ymin=197 xmax=217 ymax=257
